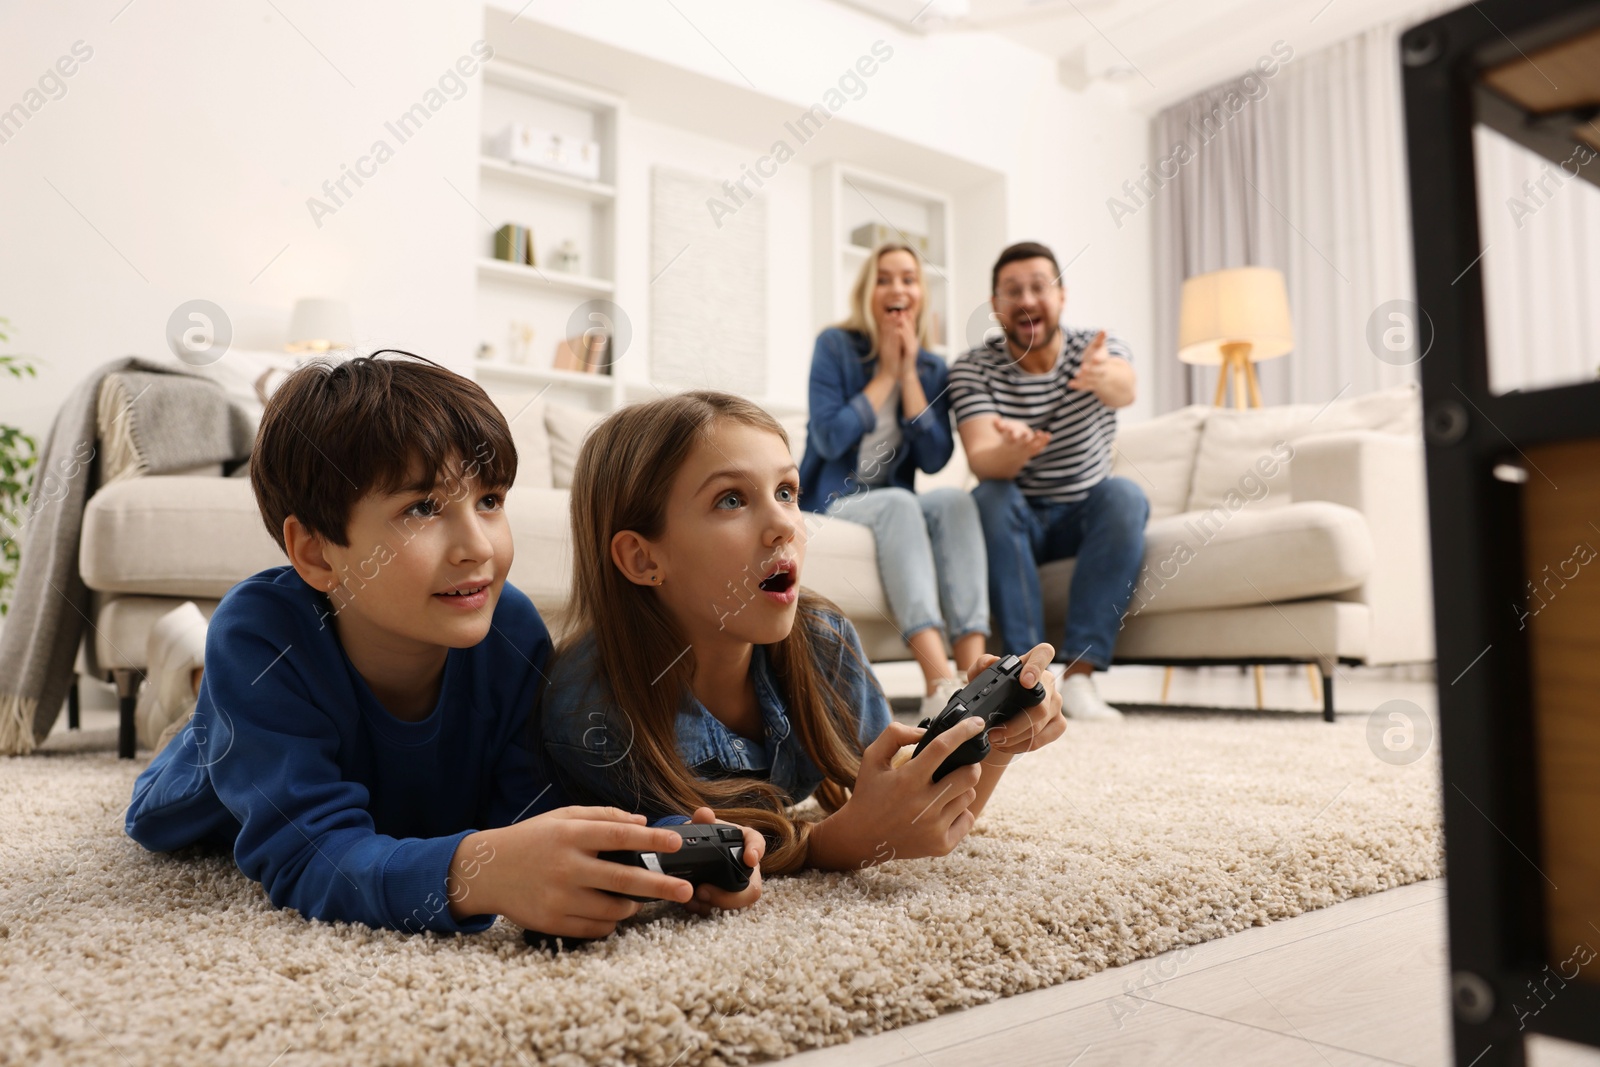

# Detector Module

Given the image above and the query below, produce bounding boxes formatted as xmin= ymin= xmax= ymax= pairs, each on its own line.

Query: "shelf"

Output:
xmin=476 ymin=258 xmax=614 ymax=296
xmin=474 ymin=360 xmax=615 ymax=391
xmin=483 ymin=59 xmax=623 ymax=111
xmin=478 ymin=157 xmax=615 ymax=202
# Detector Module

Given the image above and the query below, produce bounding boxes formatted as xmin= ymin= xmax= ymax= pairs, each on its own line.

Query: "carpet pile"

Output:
xmin=0 ymin=715 xmax=1442 ymax=1066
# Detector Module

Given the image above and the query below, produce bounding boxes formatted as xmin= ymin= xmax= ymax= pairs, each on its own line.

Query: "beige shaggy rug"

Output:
xmin=0 ymin=715 xmax=1441 ymax=1066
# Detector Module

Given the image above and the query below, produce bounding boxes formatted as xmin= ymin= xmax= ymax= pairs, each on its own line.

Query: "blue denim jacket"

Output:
xmin=798 ymin=327 xmax=955 ymax=514
xmin=539 ymin=613 xmax=892 ymax=822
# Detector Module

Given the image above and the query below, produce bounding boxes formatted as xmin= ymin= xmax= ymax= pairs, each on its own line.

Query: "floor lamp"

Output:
xmin=1177 ymin=266 xmax=1294 ymax=408
xmin=1162 ymin=267 xmax=1316 ymax=707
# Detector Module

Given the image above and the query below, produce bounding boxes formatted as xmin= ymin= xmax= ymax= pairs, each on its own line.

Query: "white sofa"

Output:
xmin=74 ymin=382 xmax=1431 ymax=753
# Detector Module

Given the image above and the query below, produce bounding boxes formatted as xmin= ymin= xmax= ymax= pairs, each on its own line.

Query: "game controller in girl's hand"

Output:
xmin=910 ymin=654 xmax=1048 ymax=782
xmin=600 ymin=822 xmax=754 ymax=902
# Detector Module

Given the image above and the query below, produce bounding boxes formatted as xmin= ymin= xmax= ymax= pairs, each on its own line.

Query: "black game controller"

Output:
xmin=911 ymin=654 xmax=1047 ymax=782
xmin=523 ymin=823 xmax=755 ymax=950
xmin=600 ymin=822 xmax=754 ymax=903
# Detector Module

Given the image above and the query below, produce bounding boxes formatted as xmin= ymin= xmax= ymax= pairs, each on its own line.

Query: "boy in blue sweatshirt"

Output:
xmin=125 ymin=352 xmax=733 ymax=936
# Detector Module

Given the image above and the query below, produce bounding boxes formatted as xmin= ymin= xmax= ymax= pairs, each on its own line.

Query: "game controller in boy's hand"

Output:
xmin=523 ymin=823 xmax=756 ymax=950
xmin=911 ymin=654 xmax=1048 ymax=782
xmin=600 ymin=822 xmax=754 ymax=903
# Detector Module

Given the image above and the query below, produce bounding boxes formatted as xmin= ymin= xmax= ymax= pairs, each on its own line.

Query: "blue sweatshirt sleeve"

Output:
xmin=806 ymin=329 xmax=876 ymax=462
xmin=156 ymin=596 xmax=490 ymax=934
xmin=198 ymin=639 xmax=478 ymax=933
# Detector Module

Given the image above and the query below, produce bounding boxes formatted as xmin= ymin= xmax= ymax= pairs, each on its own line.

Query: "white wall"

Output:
xmin=611 ymin=115 xmax=817 ymax=405
xmin=0 ymin=1 xmax=482 ymax=444
xmin=1 ymin=0 xmax=1155 ymax=448
xmin=494 ymin=0 xmax=1156 ymax=421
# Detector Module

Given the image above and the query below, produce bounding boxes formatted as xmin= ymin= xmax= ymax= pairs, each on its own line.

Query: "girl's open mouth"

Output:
xmin=757 ymin=561 xmax=798 ymax=604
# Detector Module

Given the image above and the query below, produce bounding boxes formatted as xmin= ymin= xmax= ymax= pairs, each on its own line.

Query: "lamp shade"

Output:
xmin=286 ymin=298 xmax=354 ymax=353
xmin=1176 ymin=267 xmax=1294 ymax=365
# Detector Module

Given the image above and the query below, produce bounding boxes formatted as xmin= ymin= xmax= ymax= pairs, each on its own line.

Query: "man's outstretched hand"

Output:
xmin=1067 ymin=331 xmax=1135 ymax=407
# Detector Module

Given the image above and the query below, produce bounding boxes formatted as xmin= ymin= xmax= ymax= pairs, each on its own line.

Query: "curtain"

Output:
xmin=1471 ymin=125 xmax=1600 ymax=395
xmin=1151 ymin=25 xmax=1424 ymax=411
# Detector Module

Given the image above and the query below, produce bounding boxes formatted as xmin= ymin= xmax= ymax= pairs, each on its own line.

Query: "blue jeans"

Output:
xmin=971 ymin=477 xmax=1149 ymax=669
xmin=827 ymin=487 xmax=990 ymax=643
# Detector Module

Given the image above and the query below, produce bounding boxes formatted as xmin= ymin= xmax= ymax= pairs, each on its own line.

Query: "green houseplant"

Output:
xmin=0 ymin=317 xmax=40 ymax=616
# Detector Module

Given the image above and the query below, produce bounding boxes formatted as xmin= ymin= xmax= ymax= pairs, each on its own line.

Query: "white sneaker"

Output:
xmin=1058 ymin=672 xmax=1124 ymax=721
xmin=134 ymin=601 xmax=209 ymax=753
xmin=918 ymin=677 xmax=963 ymax=722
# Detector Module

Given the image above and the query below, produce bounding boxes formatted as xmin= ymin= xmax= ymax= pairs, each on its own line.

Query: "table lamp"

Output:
xmin=286 ymin=298 xmax=354 ymax=355
xmin=1177 ymin=267 xmax=1293 ymax=408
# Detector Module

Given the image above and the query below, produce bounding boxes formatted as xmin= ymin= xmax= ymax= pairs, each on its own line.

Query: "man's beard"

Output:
xmin=1003 ymin=319 xmax=1059 ymax=359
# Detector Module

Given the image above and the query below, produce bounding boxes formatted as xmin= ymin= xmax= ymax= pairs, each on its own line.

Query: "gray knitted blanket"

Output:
xmin=0 ymin=357 xmax=252 ymax=755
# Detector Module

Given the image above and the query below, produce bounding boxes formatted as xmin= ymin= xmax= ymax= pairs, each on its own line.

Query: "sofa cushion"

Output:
xmin=494 ymin=391 xmax=555 ymax=490
xmin=81 ymin=476 xmax=284 ymax=597
xmin=1110 ymin=405 xmax=1208 ymax=521
xmin=1039 ymin=500 xmax=1372 ymax=621
xmin=503 ymin=486 xmax=576 ymax=628
xmin=84 ymin=594 xmax=221 ymax=673
xmin=546 ymin=402 xmax=605 ymax=489
xmin=1186 ymin=383 xmax=1421 ymax=512
xmin=1113 ymin=599 xmax=1370 ymax=663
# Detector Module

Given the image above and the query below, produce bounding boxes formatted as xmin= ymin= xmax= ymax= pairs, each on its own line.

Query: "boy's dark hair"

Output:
xmin=249 ymin=350 xmax=517 ymax=554
xmin=991 ymin=241 xmax=1062 ymax=294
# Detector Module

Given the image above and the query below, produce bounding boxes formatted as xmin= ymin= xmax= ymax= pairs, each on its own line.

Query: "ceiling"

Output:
xmin=834 ymin=0 xmax=1453 ymax=110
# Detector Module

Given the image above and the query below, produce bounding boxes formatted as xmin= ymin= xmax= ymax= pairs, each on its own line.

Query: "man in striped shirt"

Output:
xmin=949 ymin=241 xmax=1149 ymax=721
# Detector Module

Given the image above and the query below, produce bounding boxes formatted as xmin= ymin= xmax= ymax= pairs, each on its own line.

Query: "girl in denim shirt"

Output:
xmin=541 ymin=391 xmax=1064 ymax=905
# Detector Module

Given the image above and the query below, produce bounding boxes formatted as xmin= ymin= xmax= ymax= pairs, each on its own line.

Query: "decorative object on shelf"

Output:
xmin=552 ymin=330 xmax=611 ymax=375
xmin=1177 ymin=266 xmax=1293 ymax=409
xmin=493 ymin=223 xmax=536 ymax=267
xmin=850 ymin=222 xmax=931 ymax=262
xmin=285 ymin=298 xmax=354 ymax=355
xmin=475 ymin=342 xmax=495 ymax=363
xmin=487 ymin=122 xmax=601 ymax=182
xmin=507 ymin=322 xmax=535 ymax=365
xmin=551 ymin=239 xmax=580 ymax=274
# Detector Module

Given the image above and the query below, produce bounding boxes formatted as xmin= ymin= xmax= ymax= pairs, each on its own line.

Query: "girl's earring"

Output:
xmin=651 ymin=574 xmax=662 ymax=585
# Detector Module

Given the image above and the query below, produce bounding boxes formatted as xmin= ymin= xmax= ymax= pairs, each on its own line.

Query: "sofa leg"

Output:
xmin=1320 ymin=665 xmax=1335 ymax=723
xmin=111 ymin=668 xmax=142 ymax=759
xmin=67 ymin=675 xmax=80 ymax=731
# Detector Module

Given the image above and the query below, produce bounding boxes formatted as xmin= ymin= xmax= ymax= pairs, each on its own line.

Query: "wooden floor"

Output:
xmin=817 ymin=663 xmax=1600 ymax=1067
xmin=780 ymin=880 xmax=1600 ymax=1067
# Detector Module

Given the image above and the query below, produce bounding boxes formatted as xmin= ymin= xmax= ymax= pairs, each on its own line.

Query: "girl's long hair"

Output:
xmin=835 ymin=242 xmax=931 ymax=359
xmin=564 ymin=391 xmax=875 ymax=874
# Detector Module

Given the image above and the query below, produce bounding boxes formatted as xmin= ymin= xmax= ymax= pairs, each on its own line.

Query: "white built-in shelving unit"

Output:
xmin=812 ymin=163 xmax=957 ymax=358
xmin=471 ymin=60 xmax=624 ymax=411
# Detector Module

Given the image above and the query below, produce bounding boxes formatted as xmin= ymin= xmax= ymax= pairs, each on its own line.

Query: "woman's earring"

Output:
xmin=651 ymin=574 xmax=661 ymax=585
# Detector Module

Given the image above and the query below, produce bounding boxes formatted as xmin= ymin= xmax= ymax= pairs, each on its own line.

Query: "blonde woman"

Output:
xmin=798 ymin=243 xmax=989 ymax=719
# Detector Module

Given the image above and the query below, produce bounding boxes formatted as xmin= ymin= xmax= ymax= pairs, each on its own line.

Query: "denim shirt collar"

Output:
xmin=673 ymin=644 xmax=800 ymax=780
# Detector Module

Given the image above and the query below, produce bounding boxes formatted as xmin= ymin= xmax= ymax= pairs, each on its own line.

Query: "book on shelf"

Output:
xmin=493 ymin=224 xmax=536 ymax=267
xmin=552 ymin=331 xmax=613 ymax=376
